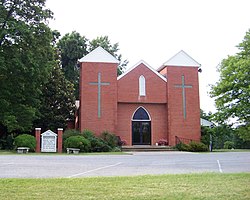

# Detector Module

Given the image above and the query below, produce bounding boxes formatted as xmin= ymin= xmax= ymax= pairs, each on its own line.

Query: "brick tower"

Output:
xmin=158 ymin=50 xmax=201 ymax=145
xmin=78 ymin=47 xmax=119 ymax=135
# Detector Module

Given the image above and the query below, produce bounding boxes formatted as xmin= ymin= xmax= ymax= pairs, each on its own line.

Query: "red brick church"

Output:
xmin=76 ymin=47 xmax=201 ymax=146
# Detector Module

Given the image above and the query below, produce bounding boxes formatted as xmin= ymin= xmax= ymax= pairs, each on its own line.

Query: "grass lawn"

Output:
xmin=0 ymin=173 xmax=249 ymax=200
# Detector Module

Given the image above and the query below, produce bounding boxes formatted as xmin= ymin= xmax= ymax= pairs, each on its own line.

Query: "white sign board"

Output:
xmin=41 ymin=130 xmax=57 ymax=152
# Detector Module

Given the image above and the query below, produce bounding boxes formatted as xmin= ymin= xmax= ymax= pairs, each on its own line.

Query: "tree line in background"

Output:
xmin=201 ymin=29 xmax=250 ymax=149
xmin=200 ymin=109 xmax=250 ymax=150
xmin=0 ymin=0 xmax=249 ymax=150
xmin=0 ymin=0 xmax=127 ymax=148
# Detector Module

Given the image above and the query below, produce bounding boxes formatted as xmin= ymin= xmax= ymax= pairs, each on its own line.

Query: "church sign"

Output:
xmin=41 ymin=130 xmax=57 ymax=152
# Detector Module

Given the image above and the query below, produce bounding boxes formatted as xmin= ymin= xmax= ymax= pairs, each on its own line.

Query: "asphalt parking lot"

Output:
xmin=0 ymin=151 xmax=249 ymax=178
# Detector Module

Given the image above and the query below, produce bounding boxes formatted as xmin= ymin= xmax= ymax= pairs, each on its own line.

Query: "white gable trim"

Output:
xmin=117 ymin=60 xmax=167 ymax=82
xmin=157 ymin=50 xmax=201 ymax=72
xmin=41 ymin=130 xmax=57 ymax=137
xmin=79 ymin=46 xmax=119 ymax=63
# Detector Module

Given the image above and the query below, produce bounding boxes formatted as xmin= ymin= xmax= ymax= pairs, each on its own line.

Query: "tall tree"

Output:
xmin=0 ymin=0 xmax=54 ymax=132
xmin=57 ymin=31 xmax=88 ymax=98
xmin=34 ymin=65 xmax=76 ymax=132
xmin=89 ymin=36 xmax=128 ymax=75
xmin=210 ymin=29 xmax=250 ymax=141
xmin=57 ymin=34 xmax=128 ymax=99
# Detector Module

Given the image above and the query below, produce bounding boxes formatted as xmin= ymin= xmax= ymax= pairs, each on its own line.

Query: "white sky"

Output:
xmin=46 ymin=0 xmax=250 ymax=113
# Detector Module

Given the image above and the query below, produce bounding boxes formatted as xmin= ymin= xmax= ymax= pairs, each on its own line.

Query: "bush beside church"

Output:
xmin=63 ymin=129 xmax=121 ymax=152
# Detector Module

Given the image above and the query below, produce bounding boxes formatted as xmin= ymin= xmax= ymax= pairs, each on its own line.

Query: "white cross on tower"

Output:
xmin=89 ymin=72 xmax=110 ymax=118
xmin=174 ymin=75 xmax=192 ymax=119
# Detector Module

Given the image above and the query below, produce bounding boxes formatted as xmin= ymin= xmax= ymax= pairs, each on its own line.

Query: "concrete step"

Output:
xmin=121 ymin=145 xmax=175 ymax=152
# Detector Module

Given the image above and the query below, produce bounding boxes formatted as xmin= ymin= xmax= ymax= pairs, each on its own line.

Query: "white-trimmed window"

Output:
xmin=139 ymin=75 xmax=146 ymax=96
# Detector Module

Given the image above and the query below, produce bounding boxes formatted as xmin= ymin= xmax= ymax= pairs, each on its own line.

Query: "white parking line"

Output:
xmin=217 ymin=160 xmax=223 ymax=173
xmin=67 ymin=162 xmax=122 ymax=178
xmin=0 ymin=163 xmax=14 ymax=166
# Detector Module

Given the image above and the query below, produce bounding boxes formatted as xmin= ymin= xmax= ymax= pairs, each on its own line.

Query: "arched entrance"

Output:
xmin=132 ymin=107 xmax=151 ymax=145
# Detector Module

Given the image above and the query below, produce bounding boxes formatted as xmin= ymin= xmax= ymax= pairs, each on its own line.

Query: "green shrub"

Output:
xmin=100 ymin=131 xmax=118 ymax=148
xmin=175 ymin=141 xmax=208 ymax=152
xmin=0 ymin=138 xmax=5 ymax=150
xmin=224 ymin=141 xmax=235 ymax=149
xmin=0 ymin=134 xmax=14 ymax=150
xmin=81 ymin=129 xmax=95 ymax=139
xmin=63 ymin=129 xmax=81 ymax=142
xmin=6 ymin=135 xmax=14 ymax=150
xmin=14 ymin=134 xmax=36 ymax=152
xmin=64 ymin=136 xmax=91 ymax=152
xmin=88 ymin=137 xmax=111 ymax=152
xmin=189 ymin=141 xmax=208 ymax=152
xmin=175 ymin=142 xmax=190 ymax=151
xmin=112 ymin=147 xmax=122 ymax=152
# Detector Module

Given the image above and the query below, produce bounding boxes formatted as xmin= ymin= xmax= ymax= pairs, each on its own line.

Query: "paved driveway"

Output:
xmin=0 ymin=152 xmax=249 ymax=178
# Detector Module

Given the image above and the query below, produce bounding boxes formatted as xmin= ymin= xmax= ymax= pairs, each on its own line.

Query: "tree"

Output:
xmin=57 ymin=33 xmax=128 ymax=99
xmin=89 ymin=36 xmax=128 ymax=75
xmin=200 ymin=109 xmax=212 ymax=121
xmin=200 ymin=109 xmax=213 ymax=147
xmin=210 ymin=29 xmax=250 ymax=141
xmin=57 ymin=31 xmax=88 ymax=98
xmin=34 ymin=65 xmax=76 ymax=132
xmin=0 ymin=0 xmax=54 ymax=132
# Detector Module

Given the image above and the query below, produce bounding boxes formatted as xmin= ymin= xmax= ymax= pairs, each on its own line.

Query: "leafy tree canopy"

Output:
xmin=89 ymin=36 xmax=128 ymax=76
xmin=210 ymin=29 xmax=250 ymax=141
xmin=57 ymin=31 xmax=88 ymax=98
xmin=33 ymin=64 xmax=76 ymax=132
xmin=200 ymin=109 xmax=212 ymax=121
xmin=57 ymin=33 xmax=128 ymax=99
xmin=0 ymin=0 xmax=54 ymax=132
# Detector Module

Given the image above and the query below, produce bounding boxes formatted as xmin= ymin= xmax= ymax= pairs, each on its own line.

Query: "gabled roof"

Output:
xmin=118 ymin=60 xmax=167 ymax=82
xmin=157 ymin=50 xmax=201 ymax=71
xmin=79 ymin=46 xmax=119 ymax=63
xmin=200 ymin=118 xmax=214 ymax=127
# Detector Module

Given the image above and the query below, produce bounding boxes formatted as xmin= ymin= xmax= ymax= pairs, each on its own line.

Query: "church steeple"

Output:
xmin=79 ymin=46 xmax=119 ymax=63
xmin=162 ymin=50 xmax=201 ymax=145
xmin=78 ymin=46 xmax=118 ymax=134
xmin=163 ymin=50 xmax=201 ymax=67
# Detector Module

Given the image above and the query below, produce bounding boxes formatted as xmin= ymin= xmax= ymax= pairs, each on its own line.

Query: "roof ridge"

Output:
xmin=118 ymin=60 xmax=166 ymax=82
xmin=79 ymin=46 xmax=119 ymax=63
xmin=157 ymin=50 xmax=201 ymax=71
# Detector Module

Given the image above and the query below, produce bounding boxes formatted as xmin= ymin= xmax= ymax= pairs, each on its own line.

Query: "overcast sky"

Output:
xmin=46 ymin=0 xmax=250 ymax=113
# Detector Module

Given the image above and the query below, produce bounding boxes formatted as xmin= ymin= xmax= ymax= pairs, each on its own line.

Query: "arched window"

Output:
xmin=132 ymin=107 xmax=150 ymax=121
xmin=139 ymin=75 xmax=146 ymax=96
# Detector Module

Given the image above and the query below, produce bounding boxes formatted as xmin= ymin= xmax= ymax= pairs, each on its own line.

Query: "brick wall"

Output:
xmin=79 ymin=62 xmax=118 ymax=136
xmin=118 ymin=63 xmax=167 ymax=103
xmin=79 ymin=60 xmax=200 ymax=146
xmin=117 ymin=103 xmax=167 ymax=145
xmin=117 ymin=62 xmax=168 ymax=145
xmin=161 ymin=66 xmax=201 ymax=145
